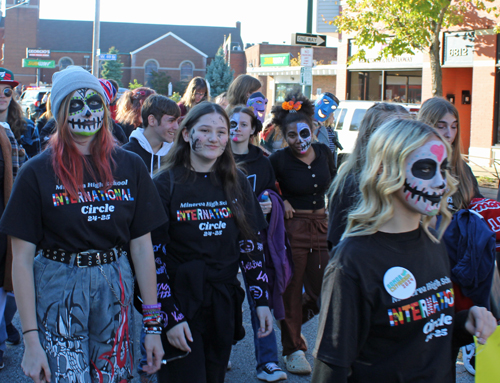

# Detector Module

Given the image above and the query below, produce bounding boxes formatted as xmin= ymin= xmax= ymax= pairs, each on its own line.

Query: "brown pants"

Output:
xmin=281 ymin=212 xmax=329 ymax=356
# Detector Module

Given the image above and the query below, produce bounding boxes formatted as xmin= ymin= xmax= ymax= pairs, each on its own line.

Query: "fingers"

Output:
xmin=41 ymin=362 xmax=51 ymax=383
xmin=262 ymin=313 xmax=273 ymax=337
xmin=467 ymin=306 xmax=498 ymax=344
xmin=184 ymin=323 xmax=193 ymax=343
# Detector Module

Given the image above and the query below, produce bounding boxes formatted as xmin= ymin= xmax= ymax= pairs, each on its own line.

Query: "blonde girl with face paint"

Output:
xmin=151 ymin=102 xmax=273 ymax=383
xmin=269 ymin=92 xmax=336 ymax=375
xmin=312 ymin=118 xmax=497 ymax=383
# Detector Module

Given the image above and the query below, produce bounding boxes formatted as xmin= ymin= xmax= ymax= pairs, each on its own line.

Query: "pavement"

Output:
xmin=3 ymin=185 xmax=496 ymax=382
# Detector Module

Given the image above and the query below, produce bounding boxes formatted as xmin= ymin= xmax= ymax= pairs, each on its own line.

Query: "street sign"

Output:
xmin=22 ymin=59 xmax=55 ymax=69
xmin=301 ymin=47 xmax=313 ymax=67
xmin=300 ymin=67 xmax=313 ymax=86
xmin=260 ymin=53 xmax=290 ymax=67
xmin=293 ymin=33 xmax=327 ymax=47
xmin=26 ymin=48 xmax=50 ymax=58
xmin=98 ymin=54 xmax=117 ymax=61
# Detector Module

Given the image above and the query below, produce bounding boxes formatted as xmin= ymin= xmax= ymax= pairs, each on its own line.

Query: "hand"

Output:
xmin=166 ymin=322 xmax=193 ymax=352
xmin=256 ymin=306 xmax=273 ymax=338
xmin=143 ymin=333 xmax=164 ymax=375
xmin=259 ymin=192 xmax=272 ymax=216
xmin=283 ymin=200 xmax=295 ymax=220
xmin=22 ymin=339 xmax=52 ymax=383
xmin=465 ymin=306 xmax=498 ymax=344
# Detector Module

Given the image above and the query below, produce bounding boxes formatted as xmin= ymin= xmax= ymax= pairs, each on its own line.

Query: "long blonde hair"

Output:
xmin=417 ymin=97 xmax=475 ymax=210
xmin=344 ymin=118 xmax=457 ymax=243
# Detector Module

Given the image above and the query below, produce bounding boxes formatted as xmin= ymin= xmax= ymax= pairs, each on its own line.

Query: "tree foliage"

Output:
xmin=100 ymin=46 xmax=123 ymax=87
xmin=334 ymin=0 xmax=499 ymax=96
xmin=149 ymin=70 xmax=172 ymax=95
xmin=205 ymin=46 xmax=234 ymax=97
xmin=128 ymin=79 xmax=143 ymax=90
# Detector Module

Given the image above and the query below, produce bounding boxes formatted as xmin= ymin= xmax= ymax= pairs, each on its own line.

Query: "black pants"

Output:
xmin=157 ymin=305 xmax=232 ymax=383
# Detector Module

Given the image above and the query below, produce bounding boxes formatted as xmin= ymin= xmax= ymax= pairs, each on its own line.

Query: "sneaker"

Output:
xmin=283 ymin=350 xmax=311 ymax=375
xmin=6 ymin=323 xmax=21 ymax=345
xmin=0 ymin=350 xmax=4 ymax=370
xmin=257 ymin=363 xmax=287 ymax=381
xmin=462 ymin=343 xmax=475 ymax=376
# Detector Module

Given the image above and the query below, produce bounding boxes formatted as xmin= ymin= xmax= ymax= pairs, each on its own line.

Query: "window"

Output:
xmin=144 ymin=60 xmax=159 ymax=86
xmin=275 ymin=83 xmax=302 ymax=103
xmin=58 ymin=57 xmax=74 ymax=70
xmin=334 ymin=109 xmax=347 ymax=131
xmin=180 ymin=61 xmax=194 ymax=82
xmin=350 ymin=109 xmax=367 ymax=131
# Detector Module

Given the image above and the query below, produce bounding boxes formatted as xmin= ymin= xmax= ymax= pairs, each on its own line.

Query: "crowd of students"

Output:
xmin=0 ymin=65 xmax=497 ymax=383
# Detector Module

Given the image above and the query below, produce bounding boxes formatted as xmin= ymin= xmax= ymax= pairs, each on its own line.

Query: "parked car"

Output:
xmin=18 ymin=87 xmax=51 ymax=121
xmin=333 ymin=100 xmax=421 ymax=162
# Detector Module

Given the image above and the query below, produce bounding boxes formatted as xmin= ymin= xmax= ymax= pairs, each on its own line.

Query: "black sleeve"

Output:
xmin=39 ymin=118 xmax=56 ymax=150
xmin=262 ymin=159 xmax=278 ymax=194
xmin=152 ymin=170 xmax=187 ymax=331
xmin=21 ymin=118 xmax=41 ymax=158
xmin=315 ymin=253 xmax=371 ymax=368
xmin=269 ymin=150 xmax=282 ymax=182
xmin=311 ymin=358 xmax=349 ymax=383
xmin=328 ymin=176 xmax=359 ymax=250
xmin=112 ymin=121 xmax=128 ymax=146
xmin=452 ymin=309 xmax=474 ymax=349
xmin=128 ymin=155 xmax=168 ymax=239
xmin=321 ymin=143 xmax=337 ymax=179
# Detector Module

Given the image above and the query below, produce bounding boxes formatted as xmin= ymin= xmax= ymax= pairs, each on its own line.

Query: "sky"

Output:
xmin=38 ymin=0 xmax=311 ymax=47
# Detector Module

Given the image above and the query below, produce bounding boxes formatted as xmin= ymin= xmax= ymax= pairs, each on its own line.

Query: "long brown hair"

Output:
xmin=7 ymin=98 xmax=27 ymax=140
xmin=156 ymin=101 xmax=254 ymax=240
xmin=226 ymin=75 xmax=261 ymax=108
xmin=116 ymin=87 xmax=155 ymax=127
xmin=179 ymin=77 xmax=209 ymax=109
xmin=417 ymin=97 xmax=475 ymax=210
xmin=50 ymin=91 xmax=116 ymax=200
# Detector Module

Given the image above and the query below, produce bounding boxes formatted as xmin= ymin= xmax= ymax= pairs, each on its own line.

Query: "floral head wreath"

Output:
xmin=282 ymin=98 xmax=302 ymax=113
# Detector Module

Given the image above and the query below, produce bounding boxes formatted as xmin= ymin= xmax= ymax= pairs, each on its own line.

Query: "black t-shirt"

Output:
xmin=0 ymin=148 xmax=166 ymax=252
xmin=233 ymin=144 xmax=277 ymax=197
xmin=269 ymin=143 xmax=336 ymax=210
xmin=152 ymin=167 xmax=267 ymax=271
xmin=315 ymin=227 xmax=456 ymax=383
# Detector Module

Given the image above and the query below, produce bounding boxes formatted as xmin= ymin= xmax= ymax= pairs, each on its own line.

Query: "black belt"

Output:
xmin=41 ymin=248 xmax=122 ymax=268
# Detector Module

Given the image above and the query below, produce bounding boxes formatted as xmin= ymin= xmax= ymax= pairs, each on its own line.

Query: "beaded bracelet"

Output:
xmin=144 ymin=326 xmax=162 ymax=335
xmin=142 ymin=303 xmax=161 ymax=311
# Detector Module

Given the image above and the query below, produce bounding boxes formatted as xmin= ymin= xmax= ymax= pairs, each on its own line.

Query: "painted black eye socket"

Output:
xmin=230 ymin=121 xmax=238 ymax=129
xmin=87 ymin=96 xmax=103 ymax=110
xmin=411 ymin=159 xmax=437 ymax=180
xmin=440 ymin=158 xmax=450 ymax=177
xmin=69 ymin=99 xmax=85 ymax=113
xmin=299 ymin=129 xmax=311 ymax=139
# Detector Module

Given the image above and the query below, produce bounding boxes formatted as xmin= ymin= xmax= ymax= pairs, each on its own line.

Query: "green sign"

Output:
xmin=22 ymin=59 xmax=56 ymax=69
xmin=260 ymin=54 xmax=290 ymax=67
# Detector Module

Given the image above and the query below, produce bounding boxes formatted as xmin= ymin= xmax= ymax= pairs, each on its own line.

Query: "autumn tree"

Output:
xmin=333 ymin=0 xmax=499 ymax=97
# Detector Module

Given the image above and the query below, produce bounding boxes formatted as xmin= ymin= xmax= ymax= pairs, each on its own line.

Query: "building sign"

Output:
xmin=348 ymin=39 xmax=424 ymax=70
xmin=22 ymin=59 xmax=56 ymax=68
xmin=98 ymin=54 xmax=117 ymax=61
xmin=301 ymin=48 xmax=313 ymax=67
xmin=260 ymin=54 xmax=290 ymax=67
xmin=317 ymin=1 xmax=340 ymax=33
xmin=293 ymin=33 xmax=327 ymax=47
xmin=443 ymin=31 xmax=474 ymax=65
xmin=26 ymin=48 xmax=50 ymax=58
xmin=300 ymin=67 xmax=313 ymax=85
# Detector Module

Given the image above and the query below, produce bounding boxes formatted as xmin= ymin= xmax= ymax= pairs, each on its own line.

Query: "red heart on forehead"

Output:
xmin=430 ymin=144 xmax=445 ymax=162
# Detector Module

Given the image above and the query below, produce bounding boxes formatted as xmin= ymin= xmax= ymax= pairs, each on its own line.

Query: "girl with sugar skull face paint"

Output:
xmin=0 ymin=66 xmax=166 ymax=382
xmin=313 ymin=119 xmax=497 ymax=383
xmin=269 ymin=91 xmax=336 ymax=375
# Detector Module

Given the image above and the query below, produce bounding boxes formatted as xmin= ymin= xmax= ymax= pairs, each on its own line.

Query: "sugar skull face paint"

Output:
xmin=314 ymin=93 xmax=338 ymax=122
xmin=296 ymin=122 xmax=312 ymax=154
xmin=247 ymin=92 xmax=268 ymax=123
xmin=230 ymin=113 xmax=240 ymax=142
xmin=399 ymin=140 xmax=448 ymax=216
xmin=230 ymin=112 xmax=253 ymax=143
xmin=68 ymin=88 xmax=104 ymax=136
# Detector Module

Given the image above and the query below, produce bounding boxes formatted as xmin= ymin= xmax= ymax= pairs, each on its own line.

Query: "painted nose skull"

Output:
xmin=297 ymin=122 xmax=312 ymax=154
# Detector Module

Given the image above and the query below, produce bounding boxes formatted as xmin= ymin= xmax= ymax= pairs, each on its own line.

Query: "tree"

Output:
xmin=149 ymin=70 xmax=172 ymax=95
xmin=333 ymin=0 xmax=499 ymax=97
xmin=101 ymin=46 xmax=123 ymax=87
xmin=205 ymin=46 xmax=234 ymax=97
xmin=129 ymin=79 xmax=143 ymax=89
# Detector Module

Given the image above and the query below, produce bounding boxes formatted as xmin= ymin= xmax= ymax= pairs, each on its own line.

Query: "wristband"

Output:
xmin=22 ymin=328 xmax=39 ymax=335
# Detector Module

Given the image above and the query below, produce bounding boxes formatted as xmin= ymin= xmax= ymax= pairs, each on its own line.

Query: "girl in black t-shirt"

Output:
xmin=269 ymin=91 xmax=336 ymax=375
xmin=151 ymin=102 xmax=273 ymax=383
xmin=0 ymin=66 xmax=165 ymax=382
xmin=313 ymin=118 xmax=497 ymax=383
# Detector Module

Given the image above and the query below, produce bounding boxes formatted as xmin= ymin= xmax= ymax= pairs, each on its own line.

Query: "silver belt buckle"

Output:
xmin=76 ymin=251 xmax=91 ymax=268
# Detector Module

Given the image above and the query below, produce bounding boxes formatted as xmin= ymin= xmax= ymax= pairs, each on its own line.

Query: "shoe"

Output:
xmin=0 ymin=350 xmax=4 ymax=370
xmin=257 ymin=363 xmax=287 ymax=381
xmin=6 ymin=323 xmax=21 ymax=345
xmin=283 ymin=350 xmax=311 ymax=375
xmin=462 ymin=343 xmax=475 ymax=376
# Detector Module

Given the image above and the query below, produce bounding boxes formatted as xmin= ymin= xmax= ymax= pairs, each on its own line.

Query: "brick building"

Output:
xmin=0 ymin=0 xmax=245 ymax=90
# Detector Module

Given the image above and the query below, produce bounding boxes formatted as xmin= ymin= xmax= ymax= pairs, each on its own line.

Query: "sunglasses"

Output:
xmin=2 ymin=88 xmax=13 ymax=98
xmin=195 ymin=92 xmax=205 ymax=97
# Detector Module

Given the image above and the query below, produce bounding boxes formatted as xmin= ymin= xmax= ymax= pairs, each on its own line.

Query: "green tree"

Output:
xmin=333 ymin=0 xmax=499 ymax=97
xmin=149 ymin=70 xmax=172 ymax=95
xmin=170 ymin=92 xmax=181 ymax=103
xmin=205 ymin=46 xmax=234 ymax=97
xmin=129 ymin=79 xmax=143 ymax=89
xmin=101 ymin=46 xmax=123 ymax=87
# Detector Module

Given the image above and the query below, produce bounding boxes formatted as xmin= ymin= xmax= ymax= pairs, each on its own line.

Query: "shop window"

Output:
xmin=384 ymin=71 xmax=422 ymax=104
xmin=180 ymin=61 xmax=194 ymax=82
xmin=145 ymin=60 xmax=159 ymax=86
xmin=275 ymin=83 xmax=302 ymax=103
xmin=59 ymin=57 xmax=74 ymax=70
xmin=348 ymin=71 xmax=382 ymax=101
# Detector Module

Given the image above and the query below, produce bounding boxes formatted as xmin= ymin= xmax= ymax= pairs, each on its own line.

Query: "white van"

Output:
xmin=334 ymin=101 xmax=420 ymax=157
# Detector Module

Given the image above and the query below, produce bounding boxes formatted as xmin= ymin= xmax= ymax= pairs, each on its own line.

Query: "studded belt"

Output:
xmin=41 ymin=248 xmax=122 ymax=268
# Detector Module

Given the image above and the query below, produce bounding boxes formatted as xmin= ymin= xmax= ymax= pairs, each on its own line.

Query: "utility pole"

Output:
xmin=91 ymin=0 xmax=100 ymax=77
xmin=307 ymin=0 xmax=313 ymax=34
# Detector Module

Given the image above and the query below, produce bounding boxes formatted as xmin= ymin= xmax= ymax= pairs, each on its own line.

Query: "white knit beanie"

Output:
xmin=51 ymin=66 xmax=106 ymax=119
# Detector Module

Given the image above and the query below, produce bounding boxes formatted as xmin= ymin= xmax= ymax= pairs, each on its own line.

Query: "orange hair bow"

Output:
xmin=282 ymin=99 xmax=302 ymax=112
